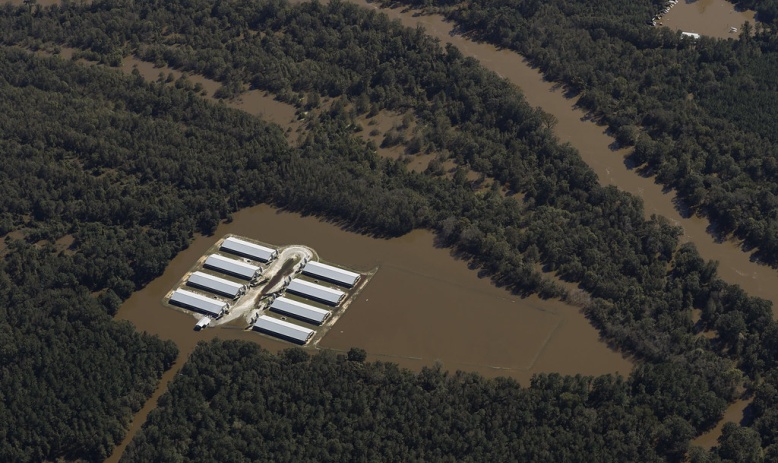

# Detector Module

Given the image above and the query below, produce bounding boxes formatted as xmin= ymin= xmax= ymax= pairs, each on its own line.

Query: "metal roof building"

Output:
xmin=220 ymin=237 xmax=277 ymax=262
xmin=187 ymin=271 xmax=247 ymax=299
xmin=302 ymin=261 xmax=360 ymax=288
xmin=253 ymin=315 xmax=314 ymax=345
xmin=169 ymin=289 xmax=228 ymax=317
xmin=270 ymin=297 xmax=331 ymax=325
xmin=286 ymin=278 xmax=345 ymax=306
xmin=204 ymin=254 xmax=262 ymax=281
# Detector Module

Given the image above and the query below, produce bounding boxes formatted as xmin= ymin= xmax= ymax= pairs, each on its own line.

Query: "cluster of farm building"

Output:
xmin=166 ymin=236 xmax=363 ymax=345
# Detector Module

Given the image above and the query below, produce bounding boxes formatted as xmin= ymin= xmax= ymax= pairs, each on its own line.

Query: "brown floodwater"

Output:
xmin=692 ymin=395 xmax=753 ymax=448
xmin=116 ymin=204 xmax=631 ymax=383
xmin=345 ymin=0 xmax=778 ymax=315
xmin=662 ymin=0 xmax=756 ymax=39
xmin=108 ymin=203 xmax=631 ymax=460
xmin=120 ymin=57 xmax=300 ymax=135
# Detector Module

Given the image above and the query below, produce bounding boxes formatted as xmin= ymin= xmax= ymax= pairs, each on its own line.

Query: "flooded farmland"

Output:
xmin=662 ymin=0 xmax=756 ymax=39
xmin=347 ymin=0 xmax=778 ymax=314
xmin=108 ymin=203 xmax=632 ymax=460
xmin=116 ymin=204 xmax=632 ymax=384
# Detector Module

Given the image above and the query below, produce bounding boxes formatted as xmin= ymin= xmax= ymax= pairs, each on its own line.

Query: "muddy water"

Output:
xmin=109 ymin=203 xmax=631 ymax=460
xmin=120 ymin=57 xmax=300 ymax=135
xmin=662 ymin=0 xmax=756 ymax=39
xmin=345 ymin=0 xmax=778 ymax=313
xmin=693 ymin=396 xmax=753 ymax=448
xmin=115 ymin=204 xmax=631 ymax=383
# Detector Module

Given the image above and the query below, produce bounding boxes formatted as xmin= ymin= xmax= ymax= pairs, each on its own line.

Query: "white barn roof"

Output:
xmin=286 ymin=278 xmax=345 ymax=306
xmin=169 ymin=289 xmax=227 ymax=316
xmin=253 ymin=315 xmax=314 ymax=344
xmin=220 ymin=237 xmax=277 ymax=262
xmin=270 ymin=297 xmax=331 ymax=325
xmin=187 ymin=271 xmax=246 ymax=298
xmin=302 ymin=261 xmax=360 ymax=287
xmin=204 ymin=254 xmax=262 ymax=280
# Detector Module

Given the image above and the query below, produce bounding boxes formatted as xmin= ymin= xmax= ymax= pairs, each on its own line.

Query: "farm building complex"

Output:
xmin=286 ymin=278 xmax=346 ymax=306
xmin=253 ymin=315 xmax=315 ymax=344
xmin=270 ymin=296 xmax=331 ymax=325
xmin=187 ymin=271 xmax=247 ymax=299
xmin=169 ymin=289 xmax=228 ymax=317
xmin=167 ymin=233 xmax=367 ymax=342
xmin=302 ymin=261 xmax=361 ymax=287
xmin=220 ymin=236 xmax=278 ymax=262
xmin=204 ymin=254 xmax=262 ymax=280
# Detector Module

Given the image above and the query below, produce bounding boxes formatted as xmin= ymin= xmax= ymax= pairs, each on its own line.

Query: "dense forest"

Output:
xmin=372 ymin=0 xmax=778 ymax=266
xmin=1 ymin=0 xmax=778 ymax=460
xmin=124 ymin=341 xmax=667 ymax=462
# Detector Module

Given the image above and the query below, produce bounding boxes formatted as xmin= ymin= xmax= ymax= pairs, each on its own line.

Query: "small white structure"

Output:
xmin=253 ymin=315 xmax=314 ymax=344
xmin=187 ymin=271 xmax=247 ymax=299
xmin=286 ymin=278 xmax=346 ymax=306
xmin=169 ymin=289 xmax=228 ymax=317
xmin=681 ymin=32 xmax=701 ymax=39
xmin=195 ymin=316 xmax=211 ymax=330
xmin=220 ymin=236 xmax=277 ymax=262
xmin=270 ymin=297 xmax=331 ymax=325
xmin=302 ymin=261 xmax=361 ymax=288
xmin=204 ymin=253 xmax=262 ymax=280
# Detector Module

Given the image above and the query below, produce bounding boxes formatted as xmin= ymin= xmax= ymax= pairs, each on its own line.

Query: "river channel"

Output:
xmin=344 ymin=0 xmax=778 ymax=315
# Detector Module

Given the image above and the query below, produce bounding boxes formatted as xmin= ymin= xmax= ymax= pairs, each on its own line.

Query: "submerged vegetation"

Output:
xmin=376 ymin=0 xmax=778 ymax=266
xmin=0 ymin=0 xmax=776 ymax=460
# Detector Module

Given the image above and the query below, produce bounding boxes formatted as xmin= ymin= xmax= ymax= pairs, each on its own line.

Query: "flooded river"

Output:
xmin=662 ymin=0 xmax=756 ymax=39
xmin=345 ymin=0 xmax=778 ymax=314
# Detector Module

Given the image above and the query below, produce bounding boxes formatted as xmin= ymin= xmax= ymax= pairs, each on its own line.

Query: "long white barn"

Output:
xmin=302 ymin=261 xmax=360 ymax=288
xmin=187 ymin=271 xmax=246 ymax=299
xmin=169 ymin=289 xmax=228 ymax=317
xmin=220 ymin=237 xmax=277 ymax=262
xmin=204 ymin=254 xmax=262 ymax=280
xmin=270 ymin=297 xmax=331 ymax=325
xmin=253 ymin=315 xmax=314 ymax=344
xmin=286 ymin=278 xmax=345 ymax=306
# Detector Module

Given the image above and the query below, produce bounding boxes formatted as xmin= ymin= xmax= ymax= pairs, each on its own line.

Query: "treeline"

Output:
xmin=123 ymin=341 xmax=668 ymax=462
xmin=121 ymin=341 xmax=771 ymax=462
xmin=735 ymin=0 xmax=778 ymax=26
xmin=0 ymin=47 xmax=423 ymax=460
xmin=375 ymin=0 xmax=778 ymax=265
xmin=1 ymin=0 xmax=778 ymax=459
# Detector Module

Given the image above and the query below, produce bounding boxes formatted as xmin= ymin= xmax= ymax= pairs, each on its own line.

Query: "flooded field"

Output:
xmin=108 ymin=203 xmax=631 ymax=460
xmin=348 ymin=0 xmax=778 ymax=314
xmin=117 ymin=204 xmax=631 ymax=383
xmin=662 ymin=0 xmax=756 ymax=39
